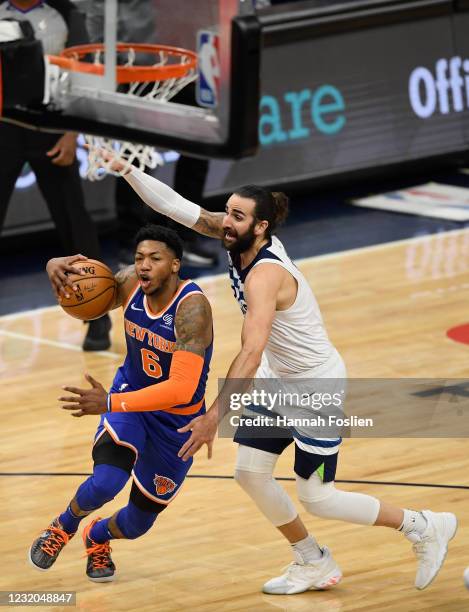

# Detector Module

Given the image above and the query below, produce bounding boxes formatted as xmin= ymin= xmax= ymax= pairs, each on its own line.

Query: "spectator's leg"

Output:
xmin=0 ymin=124 xmax=27 ymax=236
xmin=27 ymin=133 xmax=100 ymax=257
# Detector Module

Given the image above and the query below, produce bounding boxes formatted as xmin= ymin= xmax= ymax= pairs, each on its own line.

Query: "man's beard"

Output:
xmin=223 ymin=224 xmax=256 ymax=256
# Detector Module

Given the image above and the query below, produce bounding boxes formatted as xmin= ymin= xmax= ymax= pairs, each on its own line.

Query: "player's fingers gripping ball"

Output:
xmin=60 ymin=259 xmax=117 ymax=320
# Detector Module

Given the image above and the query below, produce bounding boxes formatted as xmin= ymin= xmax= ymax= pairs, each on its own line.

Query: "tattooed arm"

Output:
xmin=121 ymin=168 xmax=225 ymax=239
xmin=174 ymin=293 xmax=213 ymax=354
xmin=61 ymin=292 xmax=213 ymax=417
xmin=110 ymin=293 xmax=213 ymax=412
xmin=192 ymin=210 xmax=225 ymax=239
xmin=106 ymin=293 xmax=213 ymax=413
xmin=113 ymin=265 xmax=138 ymax=309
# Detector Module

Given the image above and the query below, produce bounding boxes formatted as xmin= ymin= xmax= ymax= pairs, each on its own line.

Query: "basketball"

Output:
xmin=60 ymin=259 xmax=117 ymax=321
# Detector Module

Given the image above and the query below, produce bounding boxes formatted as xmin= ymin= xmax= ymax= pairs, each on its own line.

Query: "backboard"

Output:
xmin=1 ymin=0 xmax=260 ymax=159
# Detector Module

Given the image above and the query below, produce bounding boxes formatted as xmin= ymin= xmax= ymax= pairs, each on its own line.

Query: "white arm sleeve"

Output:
xmin=124 ymin=168 xmax=201 ymax=228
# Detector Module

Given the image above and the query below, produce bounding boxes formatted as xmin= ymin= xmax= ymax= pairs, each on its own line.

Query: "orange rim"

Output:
xmin=48 ymin=43 xmax=197 ymax=84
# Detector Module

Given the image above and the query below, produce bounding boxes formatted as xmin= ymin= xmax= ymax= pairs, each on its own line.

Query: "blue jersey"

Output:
xmin=111 ymin=279 xmax=212 ymax=425
xmin=93 ymin=279 xmax=212 ymax=505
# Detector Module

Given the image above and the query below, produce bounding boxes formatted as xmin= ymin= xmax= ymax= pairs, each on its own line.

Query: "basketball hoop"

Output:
xmin=48 ymin=43 xmax=197 ymax=181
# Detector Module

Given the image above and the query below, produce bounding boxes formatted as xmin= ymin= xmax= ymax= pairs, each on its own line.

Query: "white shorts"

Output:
xmin=236 ymin=349 xmax=347 ymax=456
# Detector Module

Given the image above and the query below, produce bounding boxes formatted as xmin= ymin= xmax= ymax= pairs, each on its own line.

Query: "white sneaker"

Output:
xmin=262 ymin=547 xmax=342 ymax=595
xmin=411 ymin=510 xmax=458 ymax=590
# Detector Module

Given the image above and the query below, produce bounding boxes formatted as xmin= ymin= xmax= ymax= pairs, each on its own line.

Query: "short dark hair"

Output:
xmin=234 ymin=185 xmax=289 ymax=237
xmin=134 ymin=224 xmax=183 ymax=259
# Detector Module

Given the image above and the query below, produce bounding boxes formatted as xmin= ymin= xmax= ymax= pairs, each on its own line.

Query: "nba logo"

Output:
xmin=196 ymin=30 xmax=220 ymax=108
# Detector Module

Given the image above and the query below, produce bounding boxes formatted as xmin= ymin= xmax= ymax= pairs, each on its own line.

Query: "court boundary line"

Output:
xmin=4 ymin=232 xmax=468 ymax=495
xmin=0 ymin=472 xmax=468 ymax=490
xmin=1 ymin=226 xmax=468 ymax=326
xmin=0 ymin=328 xmax=121 ymax=359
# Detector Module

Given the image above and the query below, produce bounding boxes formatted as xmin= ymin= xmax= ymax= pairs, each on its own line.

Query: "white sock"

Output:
xmin=398 ymin=509 xmax=427 ymax=542
xmin=291 ymin=535 xmax=323 ymax=563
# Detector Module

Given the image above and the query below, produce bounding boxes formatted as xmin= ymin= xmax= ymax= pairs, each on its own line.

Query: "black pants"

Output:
xmin=0 ymin=123 xmax=101 ymax=259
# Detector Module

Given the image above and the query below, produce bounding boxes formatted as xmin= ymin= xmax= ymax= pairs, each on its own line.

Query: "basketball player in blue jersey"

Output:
xmin=91 ymin=162 xmax=458 ymax=595
xmin=29 ymin=225 xmax=213 ymax=582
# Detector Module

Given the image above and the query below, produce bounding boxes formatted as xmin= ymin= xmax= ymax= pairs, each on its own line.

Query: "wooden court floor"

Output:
xmin=1 ymin=228 xmax=469 ymax=611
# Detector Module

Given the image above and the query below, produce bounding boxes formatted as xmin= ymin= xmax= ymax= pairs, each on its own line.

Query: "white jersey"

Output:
xmin=228 ymin=235 xmax=336 ymax=377
xmin=228 ymin=236 xmax=345 ymax=455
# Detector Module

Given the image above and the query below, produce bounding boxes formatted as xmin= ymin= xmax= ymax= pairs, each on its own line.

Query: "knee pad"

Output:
xmin=235 ymin=444 xmax=279 ymax=474
xmin=116 ymin=500 xmax=159 ymax=540
xmin=296 ymin=471 xmax=335 ymax=504
xmin=297 ymin=472 xmax=380 ymax=526
xmin=234 ymin=467 xmax=272 ymax=492
xmin=76 ymin=464 xmax=129 ymax=511
xmin=234 ymin=445 xmax=297 ymax=526
xmin=234 ymin=469 xmax=298 ymax=527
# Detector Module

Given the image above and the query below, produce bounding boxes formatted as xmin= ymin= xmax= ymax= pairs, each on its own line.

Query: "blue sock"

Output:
xmin=58 ymin=504 xmax=86 ymax=535
xmin=89 ymin=517 xmax=114 ymax=544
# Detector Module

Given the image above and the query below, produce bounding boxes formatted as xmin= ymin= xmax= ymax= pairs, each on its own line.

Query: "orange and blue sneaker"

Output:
xmin=28 ymin=517 xmax=73 ymax=571
xmin=82 ymin=518 xmax=116 ymax=582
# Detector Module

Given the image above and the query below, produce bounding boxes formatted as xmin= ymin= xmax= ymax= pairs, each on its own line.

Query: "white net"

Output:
xmin=61 ymin=45 xmax=197 ymax=180
xmin=84 ymin=137 xmax=164 ymax=181
xmin=88 ymin=46 xmax=197 ymax=102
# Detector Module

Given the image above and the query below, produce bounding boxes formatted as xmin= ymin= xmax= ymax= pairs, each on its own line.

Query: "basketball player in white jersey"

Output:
xmin=89 ymin=159 xmax=457 ymax=595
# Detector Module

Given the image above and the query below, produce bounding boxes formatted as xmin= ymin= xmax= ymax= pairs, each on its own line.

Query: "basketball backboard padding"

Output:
xmin=1 ymin=2 xmax=261 ymax=159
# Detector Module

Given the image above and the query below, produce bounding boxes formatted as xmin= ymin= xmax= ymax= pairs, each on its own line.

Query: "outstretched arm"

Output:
xmin=193 ymin=208 xmax=225 ymax=239
xmin=123 ymin=168 xmax=224 ymax=239
xmin=97 ymin=152 xmax=224 ymax=238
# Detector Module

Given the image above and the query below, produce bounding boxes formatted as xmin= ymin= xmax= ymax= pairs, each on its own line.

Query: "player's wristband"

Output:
xmin=106 ymin=393 xmax=112 ymax=412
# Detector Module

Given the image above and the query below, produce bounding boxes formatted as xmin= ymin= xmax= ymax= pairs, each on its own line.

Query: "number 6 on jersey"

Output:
xmin=141 ymin=348 xmax=163 ymax=379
